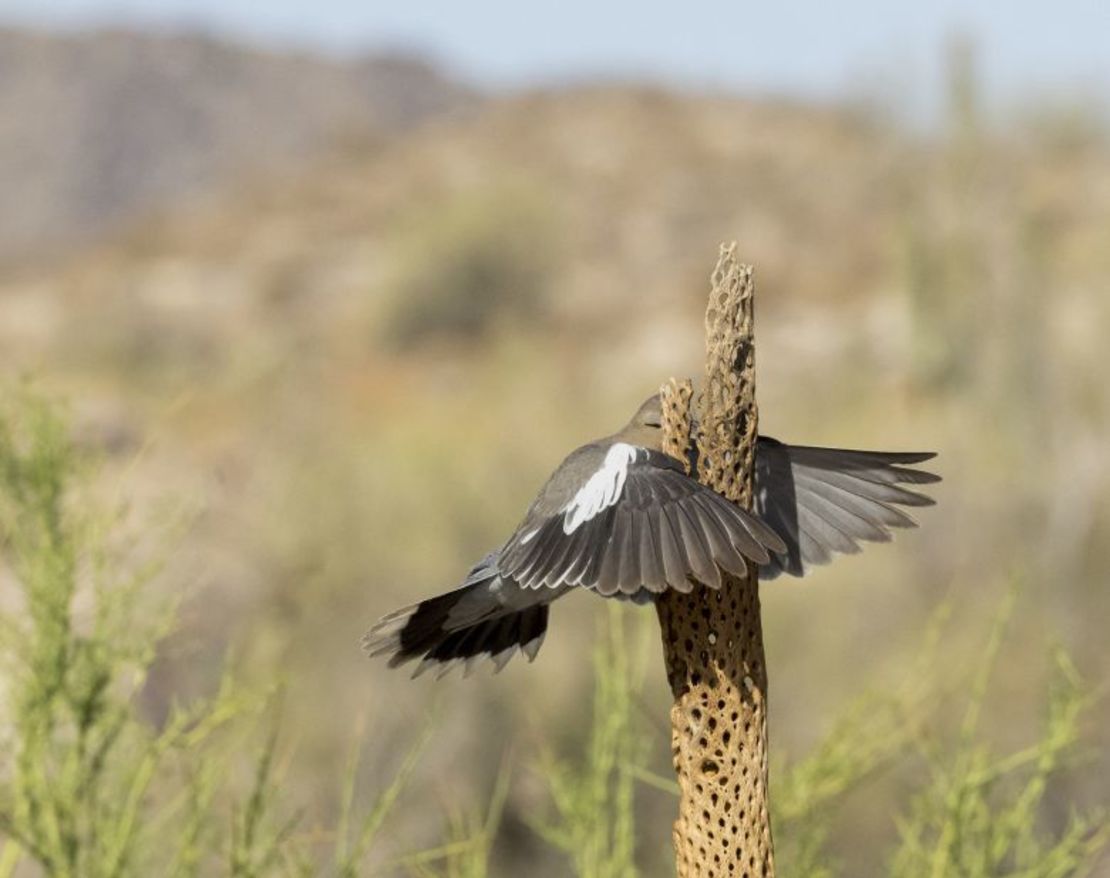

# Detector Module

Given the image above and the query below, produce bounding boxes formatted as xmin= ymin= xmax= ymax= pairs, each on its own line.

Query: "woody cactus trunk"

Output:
xmin=655 ymin=244 xmax=775 ymax=877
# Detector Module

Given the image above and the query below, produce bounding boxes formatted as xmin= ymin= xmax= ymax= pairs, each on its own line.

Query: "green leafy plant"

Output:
xmin=0 ymin=390 xmax=452 ymax=877
xmin=889 ymin=600 xmax=1110 ymax=878
xmin=0 ymin=389 xmax=263 ymax=876
xmin=537 ymin=599 xmax=1108 ymax=878
xmin=2 ymin=389 xmax=1106 ymax=878
xmin=532 ymin=605 xmax=647 ymax=878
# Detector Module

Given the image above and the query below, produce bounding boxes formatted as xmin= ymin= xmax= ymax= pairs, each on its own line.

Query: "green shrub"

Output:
xmin=0 ymin=389 xmax=267 ymax=876
xmin=888 ymin=602 xmax=1110 ymax=878
xmin=3 ymin=389 xmax=1104 ymax=877
xmin=0 ymin=390 xmax=469 ymax=877
xmin=532 ymin=605 xmax=647 ymax=878
xmin=382 ymin=184 xmax=561 ymax=348
xmin=543 ymin=600 xmax=1109 ymax=878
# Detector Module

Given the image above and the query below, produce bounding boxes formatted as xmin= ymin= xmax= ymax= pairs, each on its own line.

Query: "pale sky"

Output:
xmin=3 ymin=0 xmax=1109 ymax=118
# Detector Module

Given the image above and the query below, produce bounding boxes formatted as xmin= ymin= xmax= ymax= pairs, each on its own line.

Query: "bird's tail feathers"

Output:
xmin=362 ymin=571 xmax=549 ymax=679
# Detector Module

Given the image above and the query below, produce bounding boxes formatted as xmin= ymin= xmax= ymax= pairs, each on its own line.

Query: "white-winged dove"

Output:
xmin=363 ymin=394 xmax=938 ymax=678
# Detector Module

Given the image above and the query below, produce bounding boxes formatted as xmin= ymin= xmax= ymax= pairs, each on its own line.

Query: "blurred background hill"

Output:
xmin=0 ymin=9 xmax=1108 ymax=876
xmin=0 ymin=27 xmax=476 ymax=261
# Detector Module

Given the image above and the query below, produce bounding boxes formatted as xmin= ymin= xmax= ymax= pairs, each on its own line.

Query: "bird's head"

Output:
xmin=614 ymin=394 xmax=665 ymax=450
xmin=629 ymin=394 xmax=663 ymax=429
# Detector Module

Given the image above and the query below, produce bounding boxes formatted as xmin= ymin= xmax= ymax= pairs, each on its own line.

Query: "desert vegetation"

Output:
xmin=0 ymin=391 xmax=1106 ymax=876
xmin=0 ymin=31 xmax=1108 ymax=876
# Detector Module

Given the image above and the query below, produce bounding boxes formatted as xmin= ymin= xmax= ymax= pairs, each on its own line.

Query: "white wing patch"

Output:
xmin=562 ymin=443 xmax=642 ymax=534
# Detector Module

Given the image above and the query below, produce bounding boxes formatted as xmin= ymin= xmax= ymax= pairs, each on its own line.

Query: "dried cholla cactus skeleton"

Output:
xmin=655 ymin=247 xmax=773 ymax=878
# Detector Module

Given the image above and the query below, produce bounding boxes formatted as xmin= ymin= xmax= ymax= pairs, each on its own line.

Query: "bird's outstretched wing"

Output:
xmin=363 ymin=438 xmax=940 ymax=677
xmin=498 ymin=443 xmax=786 ymax=597
xmin=754 ymin=438 xmax=939 ymax=579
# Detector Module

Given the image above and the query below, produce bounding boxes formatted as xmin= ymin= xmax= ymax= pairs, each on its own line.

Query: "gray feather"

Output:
xmin=756 ymin=437 xmax=938 ymax=579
